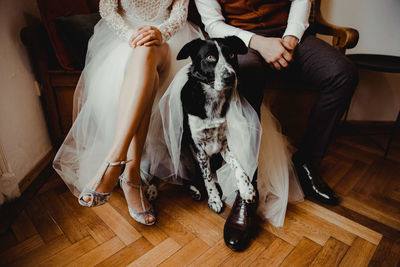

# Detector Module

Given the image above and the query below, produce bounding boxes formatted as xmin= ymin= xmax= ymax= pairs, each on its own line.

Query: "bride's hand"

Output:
xmin=129 ymin=26 xmax=163 ymax=48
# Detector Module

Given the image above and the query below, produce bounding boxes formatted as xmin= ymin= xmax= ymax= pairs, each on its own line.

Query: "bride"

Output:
xmin=53 ymin=0 xmax=203 ymax=225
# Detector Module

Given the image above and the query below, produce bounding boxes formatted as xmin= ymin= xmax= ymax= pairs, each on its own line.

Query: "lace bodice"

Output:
xmin=99 ymin=0 xmax=189 ymax=42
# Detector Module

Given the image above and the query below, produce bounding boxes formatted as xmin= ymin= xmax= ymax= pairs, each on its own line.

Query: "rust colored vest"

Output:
xmin=218 ymin=0 xmax=291 ymax=30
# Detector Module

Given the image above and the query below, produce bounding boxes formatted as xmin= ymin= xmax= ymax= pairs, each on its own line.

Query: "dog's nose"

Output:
xmin=222 ymin=71 xmax=236 ymax=85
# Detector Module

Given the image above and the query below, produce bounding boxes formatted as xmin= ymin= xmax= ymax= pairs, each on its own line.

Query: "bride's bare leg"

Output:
xmin=119 ymin=94 xmax=155 ymax=216
xmin=84 ymin=44 xmax=170 ymax=196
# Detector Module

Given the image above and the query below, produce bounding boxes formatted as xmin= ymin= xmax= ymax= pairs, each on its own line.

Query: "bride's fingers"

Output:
xmin=136 ymin=34 xmax=154 ymax=46
xmin=130 ymin=31 xmax=151 ymax=47
xmin=143 ymin=39 xmax=161 ymax=46
xmin=133 ymin=26 xmax=151 ymax=38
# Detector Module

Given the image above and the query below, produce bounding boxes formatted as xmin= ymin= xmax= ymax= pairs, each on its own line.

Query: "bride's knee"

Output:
xmin=132 ymin=44 xmax=170 ymax=65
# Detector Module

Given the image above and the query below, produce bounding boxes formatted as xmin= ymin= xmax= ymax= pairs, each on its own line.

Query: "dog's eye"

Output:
xmin=206 ymin=55 xmax=216 ymax=62
xmin=229 ymin=53 xmax=235 ymax=59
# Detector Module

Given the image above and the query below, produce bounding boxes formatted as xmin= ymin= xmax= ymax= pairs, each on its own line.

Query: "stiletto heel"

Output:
xmin=119 ymin=174 xmax=156 ymax=225
xmin=78 ymin=159 xmax=132 ymax=207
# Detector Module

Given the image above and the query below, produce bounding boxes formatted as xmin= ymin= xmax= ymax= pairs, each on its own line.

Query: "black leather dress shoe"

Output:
xmin=293 ymin=155 xmax=339 ymax=205
xmin=223 ymin=192 xmax=256 ymax=251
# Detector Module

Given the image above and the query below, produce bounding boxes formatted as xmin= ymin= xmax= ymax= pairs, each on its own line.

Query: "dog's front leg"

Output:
xmin=196 ymin=150 xmax=223 ymax=213
xmin=221 ymin=147 xmax=256 ymax=203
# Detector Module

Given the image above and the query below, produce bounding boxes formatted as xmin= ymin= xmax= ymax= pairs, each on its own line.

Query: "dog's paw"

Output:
xmin=208 ymin=195 xmax=223 ymax=213
xmin=145 ymin=184 xmax=158 ymax=202
xmin=239 ymin=184 xmax=256 ymax=204
xmin=189 ymin=185 xmax=202 ymax=201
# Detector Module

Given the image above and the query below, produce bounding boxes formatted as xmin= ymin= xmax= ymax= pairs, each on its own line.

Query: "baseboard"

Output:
xmin=0 ymin=148 xmax=56 ymax=234
xmin=18 ymin=149 xmax=56 ymax=193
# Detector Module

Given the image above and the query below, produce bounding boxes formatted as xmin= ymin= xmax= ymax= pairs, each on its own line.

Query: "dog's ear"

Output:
xmin=177 ymin=38 xmax=204 ymax=60
xmin=222 ymin=36 xmax=248 ymax=55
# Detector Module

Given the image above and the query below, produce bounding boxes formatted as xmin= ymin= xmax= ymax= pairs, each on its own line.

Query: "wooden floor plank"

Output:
xmin=323 ymin=160 xmax=353 ymax=189
xmin=188 ymin=240 xmax=233 ymax=267
xmin=39 ymin=190 xmax=88 ymax=243
xmin=159 ymin=238 xmax=209 ymax=267
xmin=65 ymin=236 xmax=125 ymax=267
xmin=127 ymin=237 xmax=181 ymax=267
xmin=254 ymin=227 xmax=276 ymax=247
xmin=25 ymin=197 xmax=63 ymax=243
xmin=39 ymin=236 xmax=98 ymax=266
xmin=369 ymin=237 xmax=400 ymax=267
xmin=280 ymin=238 xmax=321 ymax=267
xmin=8 ymin=235 xmax=71 ymax=267
xmin=0 ymin=234 xmax=44 ymax=266
xmin=160 ymin=195 xmax=222 ymax=247
xmin=334 ymin=160 xmax=369 ymax=196
xmin=281 ymin=209 xmax=331 ymax=246
xmin=341 ymin=192 xmax=400 ymax=231
xmin=0 ymin=228 xmax=18 ymax=253
xmin=92 ymin=203 xmax=142 ymax=245
xmin=339 ymin=237 xmax=377 ymax=267
xmin=310 ymin=237 xmax=349 ymax=267
xmin=156 ymin=210 xmax=196 ymax=246
xmin=108 ymin=189 xmax=168 ymax=246
xmin=262 ymin=220 xmax=303 ymax=246
xmin=10 ymin=210 xmax=38 ymax=242
xmin=97 ymin=237 xmax=153 ymax=267
xmin=59 ymin=192 xmax=115 ymax=244
xmin=295 ymin=200 xmax=382 ymax=245
xmin=289 ymin=204 xmax=356 ymax=246
xmin=220 ymin=239 xmax=266 ymax=267
xmin=250 ymin=238 xmax=294 ymax=267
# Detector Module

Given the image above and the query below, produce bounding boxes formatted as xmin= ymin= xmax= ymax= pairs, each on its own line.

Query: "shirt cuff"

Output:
xmin=237 ymin=30 xmax=255 ymax=47
xmin=282 ymin=22 xmax=306 ymax=42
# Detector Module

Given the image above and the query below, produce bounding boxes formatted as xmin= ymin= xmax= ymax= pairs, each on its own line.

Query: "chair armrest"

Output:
xmin=310 ymin=0 xmax=359 ymax=53
xmin=313 ymin=15 xmax=359 ymax=52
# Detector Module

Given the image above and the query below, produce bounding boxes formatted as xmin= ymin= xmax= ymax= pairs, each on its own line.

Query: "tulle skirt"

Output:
xmin=53 ymin=18 xmax=203 ymax=197
xmin=53 ymin=18 xmax=304 ymax=228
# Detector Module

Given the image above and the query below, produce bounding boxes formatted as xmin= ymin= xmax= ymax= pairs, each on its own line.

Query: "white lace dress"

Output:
xmin=54 ymin=0 xmax=303 ymax=228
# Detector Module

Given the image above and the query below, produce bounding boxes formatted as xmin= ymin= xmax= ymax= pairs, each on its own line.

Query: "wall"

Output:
xmin=0 ymin=0 xmax=52 ymax=203
xmin=321 ymin=0 xmax=400 ymax=121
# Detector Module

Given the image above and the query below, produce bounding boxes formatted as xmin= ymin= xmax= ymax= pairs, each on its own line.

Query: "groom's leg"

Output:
xmin=223 ymin=39 xmax=271 ymax=252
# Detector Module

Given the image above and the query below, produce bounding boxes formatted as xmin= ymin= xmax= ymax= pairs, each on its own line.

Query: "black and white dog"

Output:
xmin=177 ymin=36 xmax=256 ymax=213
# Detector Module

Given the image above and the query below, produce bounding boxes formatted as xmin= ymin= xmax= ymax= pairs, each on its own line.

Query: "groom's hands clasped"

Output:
xmin=249 ymin=34 xmax=298 ymax=71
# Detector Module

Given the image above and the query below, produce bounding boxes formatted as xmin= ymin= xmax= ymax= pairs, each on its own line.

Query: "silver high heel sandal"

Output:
xmin=78 ymin=159 xmax=132 ymax=207
xmin=119 ymin=174 xmax=156 ymax=225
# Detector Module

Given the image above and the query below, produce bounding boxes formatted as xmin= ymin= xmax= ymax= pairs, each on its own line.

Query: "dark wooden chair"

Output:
xmin=21 ymin=0 xmax=358 ymax=147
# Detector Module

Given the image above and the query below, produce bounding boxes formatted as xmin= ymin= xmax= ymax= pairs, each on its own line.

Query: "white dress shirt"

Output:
xmin=194 ymin=0 xmax=311 ymax=46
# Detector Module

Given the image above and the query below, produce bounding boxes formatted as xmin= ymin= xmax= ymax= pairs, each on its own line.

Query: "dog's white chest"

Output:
xmin=188 ymin=114 xmax=227 ymax=155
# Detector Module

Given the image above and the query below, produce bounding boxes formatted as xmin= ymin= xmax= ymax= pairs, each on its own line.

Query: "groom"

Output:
xmin=194 ymin=0 xmax=358 ymax=251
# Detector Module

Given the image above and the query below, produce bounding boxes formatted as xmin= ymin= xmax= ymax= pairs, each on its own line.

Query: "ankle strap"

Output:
xmin=119 ymin=175 xmax=141 ymax=189
xmin=109 ymin=159 xmax=132 ymax=166
xmin=119 ymin=174 xmax=146 ymax=211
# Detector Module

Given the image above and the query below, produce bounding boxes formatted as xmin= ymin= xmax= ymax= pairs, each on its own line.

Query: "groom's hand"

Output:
xmin=249 ymin=35 xmax=297 ymax=71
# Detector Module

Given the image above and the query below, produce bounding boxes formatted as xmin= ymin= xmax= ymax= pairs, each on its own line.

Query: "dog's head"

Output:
xmin=177 ymin=36 xmax=247 ymax=91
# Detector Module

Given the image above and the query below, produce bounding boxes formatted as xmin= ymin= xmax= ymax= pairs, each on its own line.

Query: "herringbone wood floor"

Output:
xmin=1 ymin=131 xmax=399 ymax=266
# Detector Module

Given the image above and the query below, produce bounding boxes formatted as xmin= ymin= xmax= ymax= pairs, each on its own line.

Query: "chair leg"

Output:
xmin=384 ymin=111 xmax=400 ymax=157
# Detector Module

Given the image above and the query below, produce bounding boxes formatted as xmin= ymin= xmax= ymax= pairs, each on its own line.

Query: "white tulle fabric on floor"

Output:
xmin=143 ymin=64 xmax=304 ymax=227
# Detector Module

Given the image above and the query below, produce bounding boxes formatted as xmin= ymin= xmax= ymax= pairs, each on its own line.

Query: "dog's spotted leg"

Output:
xmin=196 ymin=150 xmax=223 ymax=213
xmin=221 ymin=147 xmax=256 ymax=203
xmin=145 ymin=184 xmax=158 ymax=202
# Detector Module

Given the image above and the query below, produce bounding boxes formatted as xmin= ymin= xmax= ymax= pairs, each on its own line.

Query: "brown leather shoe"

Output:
xmin=223 ymin=192 xmax=257 ymax=251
